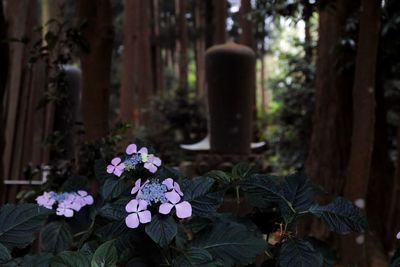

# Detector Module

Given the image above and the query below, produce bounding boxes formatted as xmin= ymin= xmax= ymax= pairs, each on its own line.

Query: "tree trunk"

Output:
xmin=0 ymin=0 xmax=9 ymax=201
xmin=205 ymin=0 xmax=227 ymax=48
xmin=239 ymin=0 xmax=254 ymax=49
xmin=151 ymin=0 xmax=164 ymax=95
xmin=306 ymin=0 xmax=359 ymax=197
xmin=79 ymin=0 xmax=113 ymax=141
xmin=175 ymin=0 xmax=188 ymax=91
xmin=195 ymin=0 xmax=206 ymax=96
xmin=121 ymin=0 xmax=154 ymax=126
xmin=342 ymin=0 xmax=380 ymax=264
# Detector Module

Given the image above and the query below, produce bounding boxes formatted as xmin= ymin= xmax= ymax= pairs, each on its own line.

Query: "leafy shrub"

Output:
xmin=0 ymin=143 xmax=367 ymax=267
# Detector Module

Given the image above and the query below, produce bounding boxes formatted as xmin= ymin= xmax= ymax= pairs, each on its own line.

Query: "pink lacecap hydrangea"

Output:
xmin=36 ymin=191 xmax=94 ymax=218
xmin=107 ymin=157 xmax=125 ymax=177
xmin=125 ymin=178 xmax=192 ymax=229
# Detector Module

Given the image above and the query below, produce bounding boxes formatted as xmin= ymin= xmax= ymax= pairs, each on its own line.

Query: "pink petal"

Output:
xmin=397 ymin=232 xmax=400 ymax=240
xmin=175 ymin=201 xmax=192 ymax=219
xmin=77 ymin=190 xmax=88 ymax=197
xmin=131 ymin=179 xmax=142 ymax=194
xmin=116 ymin=163 xmax=125 ymax=170
xmin=106 ymin=165 xmax=115 ymax=174
xmin=111 ymin=157 xmax=122 ymax=166
xmin=114 ymin=168 xmax=124 ymax=177
xmin=165 ymin=191 xmax=181 ymax=204
xmin=138 ymin=200 xmax=148 ymax=211
xmin=162 ymin=178 xmax=174 ymax=190
xmin=138 ymin=210 xmax=151 ymax=223
xmin=152 ymin=156 xmax=161 ymax=166
xmin=84 ymin=195 xmax=94 ymax=205
xmin=126 ymin=199 xmax=139 ymax=212
xmin=138 ymin=147 xmax=148 ymax=154
xmin=144 ymin=163 xmax=157 ymax=173
xmin=126 ymin=144 xmax=137 ymax=155
xmin=174 ymin=183 xmax=183 ymax=196
xmin=159 ymin=203 xmax=174 ymax=215
xmin=125 ymin=213 xmax=140 ymax=228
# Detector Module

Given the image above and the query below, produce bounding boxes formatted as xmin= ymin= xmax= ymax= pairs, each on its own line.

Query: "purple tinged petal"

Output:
xmin=106 ymin=165 xmax=115 ymax=174
xmin=84 ymin=195 xmax=94 ymax=205
xmin=111 ymin=157 xmax=122 ymax=166
xmin=126 ymin=144 xmax=137 ymax=155
xmin=116 ymin=163 xmax=125 ymax=170
xmin=174 ymin=183 xmax=183 ymax=196
xmin=138 ymin=147 xmax=148 ymax=154
xmin=114 ymin=168 xmax=124 ymax=177
xmin=397 ymin=232 xmax=400 ymax=240
xmin=151 ymin=156 xmax=161 ymax=166
xmin=125 ymin=213 xmax=140 ymax=228
xmin=77 ymin=191 xmax=87 ymax=197
xmin=162 ymin=178 xmax=174 ymax=190
xmin=165 ymin=191 xmax=181 ymax=204
xmin=138 ymin=210 xmax=151 ymax=223
xmin=159 ymin=203 xmax=174 ymax=215
xmin=126 ymin=199 xmax=139 ymax=212
xmin=131 ymin=179 xmax=142 ymax=194
xmin=144 ymin=163 xmax=157 ymax=173
xmin=175 ymin=201 xmax=192 ymax=219
xmin=138 ymin=200 xmax=148 ymax=211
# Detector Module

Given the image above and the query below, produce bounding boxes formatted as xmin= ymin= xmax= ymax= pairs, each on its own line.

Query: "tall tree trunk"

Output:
xmin=195 ymin=0 xmax=206 ymax=96
xmin=0 ymin=0 xmax=9 ymax=201
xmin=239 ymin=0 xmax=254 ymax=49
xmin=79 ymin=0 xmax=114 ymax=141
xmin=121 ymin=0 xmax=154 ymax=126
xmin=205 ymin=0 xmax=227 ymax=48
xmin=303 ymin=0 xmax=313 ymax=64
xmin=151 ymin=0 xmax=164 ymax=95
xmin=342 ymin=0 xmax=380 ymax=264
xmin=175 ymin=0 xmax=188 ymax=91
xmin=306 ymin=0 xmax=359 ymax=197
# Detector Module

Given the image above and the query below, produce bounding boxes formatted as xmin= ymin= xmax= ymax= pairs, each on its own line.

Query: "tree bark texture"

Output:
xmin=121 ymin=0 xmax=154 ymax=126
xmin=79 ymin=0 xmax=113 ymax=141
xmin=342 ymin=0 xmax=380 ymax=264
xmin=195 ymin=0 xmax=206 ymax=96
xmin=175 ymin=0 xmax=188 ymax=91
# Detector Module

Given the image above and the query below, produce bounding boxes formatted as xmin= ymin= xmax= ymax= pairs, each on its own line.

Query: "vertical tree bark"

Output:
xmin=195 ymin=0 xmax=206 ymax=96
xmin=239 ymin=0 xmax=254 ymax=49
xmin=0 ymin=0 xmax=9 ymax=201
xmin=121 ymin=0 xmax=154 ymax=125
xmin=205 ymin=0 xmax=227 ymax=48
xmin=175 ymin=0 xmax=188 ymax=91
xmin=152 ymin=0 xmax=164 ymax=95
xmin=306 ymin=0 xmax=359 ymax=196
xmin=342 ymin=0 xmax=380 ymax=264
xmin=79 ymin=0 xmax=114 ymax=141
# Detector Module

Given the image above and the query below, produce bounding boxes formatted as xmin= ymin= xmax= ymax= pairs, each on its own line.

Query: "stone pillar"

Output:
xmin=206 ymin=42 xmax=255 ymax=154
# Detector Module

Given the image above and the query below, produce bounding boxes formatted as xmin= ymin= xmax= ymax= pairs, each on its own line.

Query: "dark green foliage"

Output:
xmin=181 ymin=176 xmax=223 ymax=216
xmin=191 ymin=221 xmax=266 ymax=266
xmin=308 ymin=197 xmax=368 ymax=234
xmin=279 ymin=238 xmax=323 ymax=267
xmin=145 ymin=215 xmax=177 ymax=247
xmin=174 ymin=248 xmax=222 ymax=267
xmin=91 ymin=240 xmax=118 ymax=267
xmin=100 ymin=177 xmax=128 ymax=200
xmin=0 ymin=243 xmax=11 ymax=264
xmin=51 ymin=251 xmax=90 ymax=267
xmin=0 ymin=204 xmax=50 ymax=249
xmin=40 ymin=222 xmax=72 ymax=254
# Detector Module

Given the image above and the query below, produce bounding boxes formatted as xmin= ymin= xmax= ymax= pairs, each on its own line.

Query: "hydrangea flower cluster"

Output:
xmin=125 ymin=178 xmax=192 ymax=228
xmin=107 ymin=143 xmax=162 ymax=177
xmin=36 ymin=191 xmax=94 ymax=218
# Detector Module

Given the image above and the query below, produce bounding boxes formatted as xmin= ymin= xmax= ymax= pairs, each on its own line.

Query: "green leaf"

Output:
xmin=0 ymin=242 xmax=11 ymax=263
xmin=100 ymin=178 xmax=127 ymax=200
xmin=281 ymin=173 xmax=315 ymax=212
xmin=99 ymin=198 xmax=129 ymax=221
xmin=145 ymin=215 xmax=177 ymax=247
xmin=279 ymin=238 xmax=323 ymax=267
xmin=51 ymin=251 xmax=90 ymax=267
xmin=240 ymin=174 xmax=287 ymax=207
xmin=40 ymin=222 xmax=72 ymax=254
xmin=182 ymin=176 xmax=223 ymax=216
xmin=309 ymin=197 xmax=368 ymax=234
xmin=21 ymin=253 xmax=53 ymax=267
xmin=174 ymin=248 xmax=218 ymax=267
xmin=94 ymin=159 xmax=114 ymax=183
xmin=0 ymin=204 xmax=51 ymax=249
xmin=91 ymin=240 xmax=118 ymax=267
xmin=206 ymin=170 xmax=232 ymax=185
xmin=192 ymin=221 xmax=266 ymax=265
xmin=232 ymin=163 xmax=255 ymax=180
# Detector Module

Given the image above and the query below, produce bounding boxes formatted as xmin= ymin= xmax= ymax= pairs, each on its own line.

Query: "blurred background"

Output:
xmin=0 ymin=0 xmax=399 ymax=264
